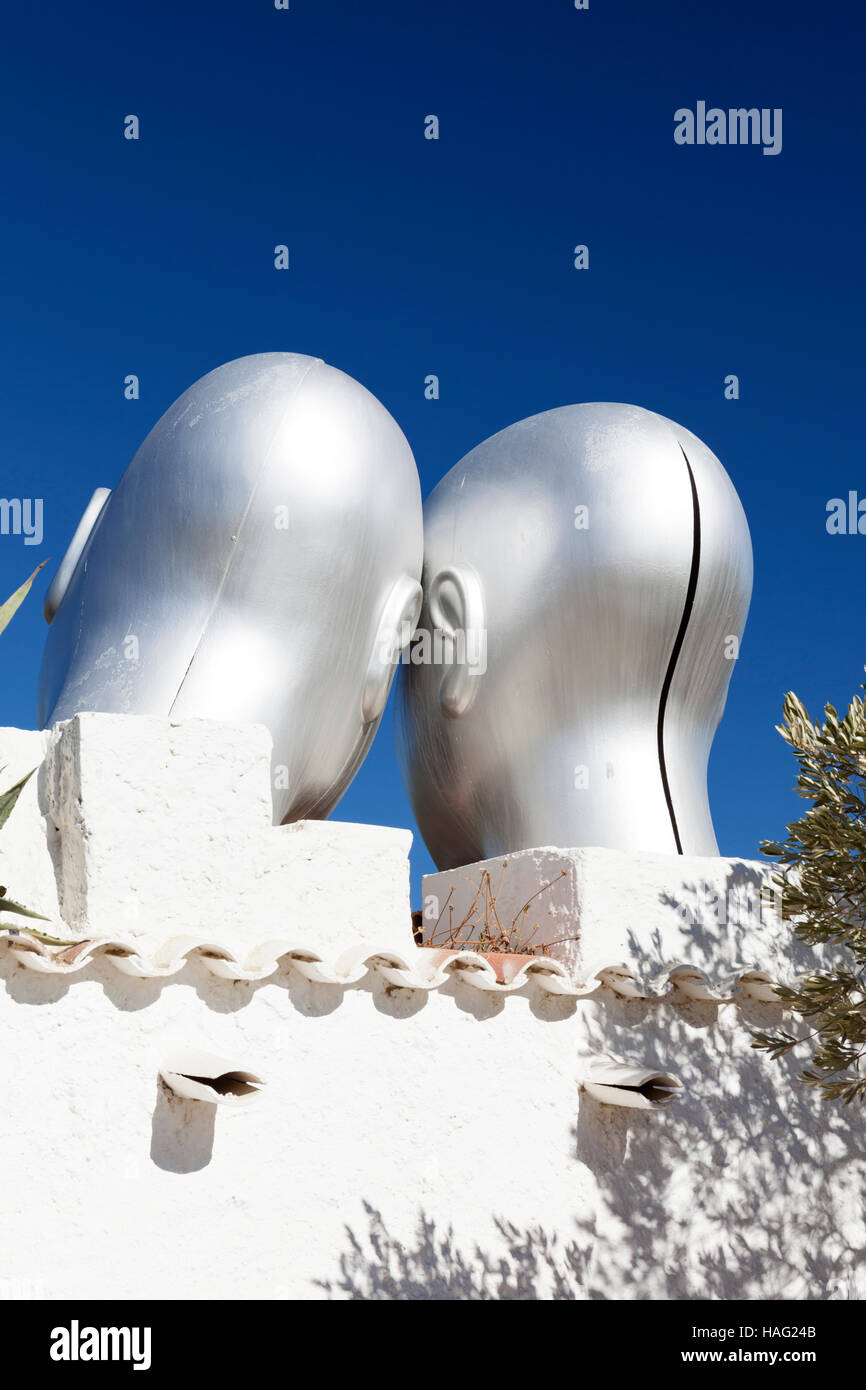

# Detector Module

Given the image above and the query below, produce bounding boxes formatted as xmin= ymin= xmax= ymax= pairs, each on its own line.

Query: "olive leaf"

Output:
xmin=755 ymin=671 xmax=866 ymax=1104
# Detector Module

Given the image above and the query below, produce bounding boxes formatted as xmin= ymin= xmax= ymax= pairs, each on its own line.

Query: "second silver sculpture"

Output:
xmin=397 ymin=403 xmax=753 ymax=868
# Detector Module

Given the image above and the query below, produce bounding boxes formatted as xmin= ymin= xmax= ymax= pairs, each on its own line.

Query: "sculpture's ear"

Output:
xmin=428 ymin=564 xmax=486 ymax=718
xmin=44 ymin=487 xmax=112 ymax=623
xmin=362 ymin=574 xmax=423 ymax=724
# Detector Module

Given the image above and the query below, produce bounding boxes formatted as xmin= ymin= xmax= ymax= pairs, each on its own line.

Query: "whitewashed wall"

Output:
xmin=0 ymin=717 xmax=862 ymax=1301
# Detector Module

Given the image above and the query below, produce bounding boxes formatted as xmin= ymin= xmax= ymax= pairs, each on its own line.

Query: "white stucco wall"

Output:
xmin=0 ymin=716 xmax=862 ymax=1302
xmin=2 ymin=952 xmax=863 ymax=1301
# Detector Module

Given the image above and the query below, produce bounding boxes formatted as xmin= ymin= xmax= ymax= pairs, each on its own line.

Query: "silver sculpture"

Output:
xmin=38 ymin=352 xmax=423 ymax=823
xmin=397 ymin=403 xmax=752 ymax=868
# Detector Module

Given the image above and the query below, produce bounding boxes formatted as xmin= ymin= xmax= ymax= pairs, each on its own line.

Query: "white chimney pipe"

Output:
xmin=159 ymin=1047 xmax=265 ymax=1108
xmin=581 ymin=1055 xmax=682 ymax=1110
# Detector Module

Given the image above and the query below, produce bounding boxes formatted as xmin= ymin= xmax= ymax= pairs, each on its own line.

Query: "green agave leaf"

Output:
xmin=0 ymin=894 xmax=51 ymax=921
xmin=0 ymin=561 xmax=47 ymax=638
xmin=0 ymin=768 xmax=36 ymax=832
xmin=0 ymin=923 xmax=78 ymax=946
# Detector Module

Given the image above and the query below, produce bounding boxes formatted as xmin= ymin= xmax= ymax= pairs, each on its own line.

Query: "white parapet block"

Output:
xmin=0 ymin=726 xmax=57 ymax=922
xmin=422 ymin=844 xmax=803 ymax=987
xmin=0 ymin=714 xmax=416 ymax=960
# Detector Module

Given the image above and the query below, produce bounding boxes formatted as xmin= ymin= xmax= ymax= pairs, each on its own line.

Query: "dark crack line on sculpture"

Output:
xmin=657 ymin=444 xmax=701 ymax=855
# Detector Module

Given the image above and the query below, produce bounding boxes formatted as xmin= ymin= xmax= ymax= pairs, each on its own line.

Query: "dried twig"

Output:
xmin=424 ymin=864 xmax=573 ymax=957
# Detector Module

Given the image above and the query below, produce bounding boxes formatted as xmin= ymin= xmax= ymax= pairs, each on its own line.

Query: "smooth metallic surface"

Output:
xmin=43 ymin=487 xmax=112 ymax=623
xmin=38 ymin=353 xmax=423 ymax=823
xmin=397 ymin=403 xmax=753 ymax=869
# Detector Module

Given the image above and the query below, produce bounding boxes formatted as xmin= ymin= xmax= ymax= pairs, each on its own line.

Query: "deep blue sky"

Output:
xmin=1 ymin=0 xmax=862 ymax=902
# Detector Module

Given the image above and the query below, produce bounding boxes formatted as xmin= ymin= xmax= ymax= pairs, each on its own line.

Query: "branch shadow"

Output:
xmin=315 ymin=988 xmax=866 ymax=1301
xmin=314 ymin=1202 xmax=594 ymax=1300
